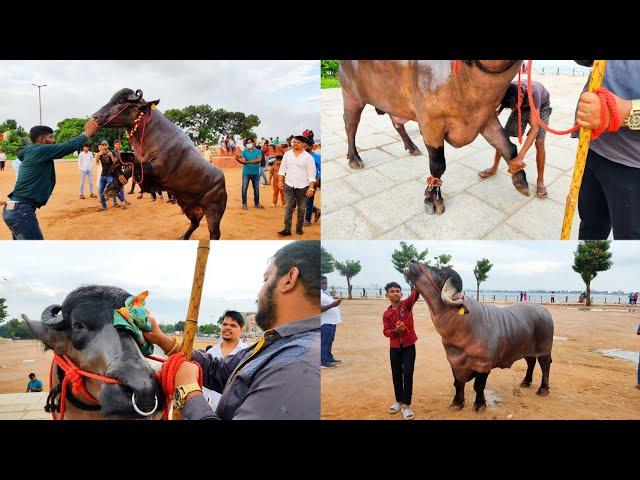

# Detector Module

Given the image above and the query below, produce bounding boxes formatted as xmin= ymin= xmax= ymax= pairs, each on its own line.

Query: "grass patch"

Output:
xmin=321 ymin=77 xmax=340 ymax=89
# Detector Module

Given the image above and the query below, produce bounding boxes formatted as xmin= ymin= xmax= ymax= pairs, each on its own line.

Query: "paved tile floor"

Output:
xmin=0 ymin=392 xmax=50 ymax=420
xmin=322 ymin=73 xmax=590 ymax=239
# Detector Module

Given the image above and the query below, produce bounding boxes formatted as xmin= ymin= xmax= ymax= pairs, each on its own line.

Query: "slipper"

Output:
xmin=536 ymin=184 xmax=548 ymax=198
xmin=478 ymin=168 xmax=497 ymax=178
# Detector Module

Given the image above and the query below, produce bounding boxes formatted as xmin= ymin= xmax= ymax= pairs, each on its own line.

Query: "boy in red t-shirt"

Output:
xmin=382 ymin=281 xmax=420 ymax=420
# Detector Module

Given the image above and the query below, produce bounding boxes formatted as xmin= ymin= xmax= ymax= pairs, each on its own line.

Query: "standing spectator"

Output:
xmin=77 ymin=143 xmax=96 ymax=199
xmin=362 ymin=288 xmax=367 ymax=298
xmin=270 ymin=155 xmax=285 ymax=207
xmin=96 ymin=140 xmax=123 ymax=211
xmin=636 ymin=321 xmax=640 ymax=389
xmin=260 ymin=143 xmax=270 ymax=185
xmin=379 ymin=288 xmax=383 ymax=297
xmin=273 ymin=136 xmax=280 ymax=146
xmin=202 ymin=311 xmax=249 ymax=409
xmin=277 ymin=136 xmax=316 ymax=236
xmin=550 ymin=291 xmax=555 ymax=303
xmin=383 ymin=281 xmax=419 ymax=420
xmin=634 ymin=292 xmax=639 ymax=305
xmin=228 ymin=137 xmax=235 ymax=154
xmin=524 ymin=291 xmax=528 ymax=301
xmin=11 ymin=152 xmax=21 ymax=178
xmin=112 ymin=139 xmax=131 ymax=207
xmin=26 ymin=373 xmax=43 ymax=392
xmin=321 ymin=275 xmax=342 ymax=369
xmin=235 ymin=138 xmax=264 ymax=210
xmin=3 ymin=120 xmax=99 ymax=240
xmin=303 ymin=140 xmax=321 ymax=225
xmin=629 ymin=292 xmax=634 ymax=305
xmin=519 ymin=291 xmax=523 ymax=301
xmin=0 ymin=148 xmax=6 ymax=171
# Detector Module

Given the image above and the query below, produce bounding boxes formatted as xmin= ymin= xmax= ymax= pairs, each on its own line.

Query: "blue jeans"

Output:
xmin=321 ymin=324 xmax=337 ymax=366
xmin=304 ymin=192 xmax=319 ymax=222
xmin=99 ymin=175 xmax=119 ymax=208
xmin=2 ymin=202 xmax=44 ymax=240
xmin=259 ymin=167 xmax=269 ymax=185
xmin=241 ymin=173 xmax=260 ymax=206
xmin=79 ymin=169 xmax=94 ymax=195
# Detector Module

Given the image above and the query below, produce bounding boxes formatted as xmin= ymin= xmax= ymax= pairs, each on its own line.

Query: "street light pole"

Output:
xmin=32 ymin=83 xmax=47 ymax=124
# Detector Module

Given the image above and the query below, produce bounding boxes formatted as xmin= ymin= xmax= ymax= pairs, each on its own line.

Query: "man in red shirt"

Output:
xmin=382 ymin=281 xmax=420 ymax=420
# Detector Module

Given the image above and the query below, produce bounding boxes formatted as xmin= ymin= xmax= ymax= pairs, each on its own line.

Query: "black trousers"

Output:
xmin=389 ymin=344 xmax=416 ymax=405
xmin=578 ymin=149 xmax=640 ymax=240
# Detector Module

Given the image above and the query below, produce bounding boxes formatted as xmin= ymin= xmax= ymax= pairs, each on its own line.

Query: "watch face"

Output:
xmin=173 ymin=389 xmax=182 ymax=408
xmin=628 ymin=114 xmax=640 ymax=129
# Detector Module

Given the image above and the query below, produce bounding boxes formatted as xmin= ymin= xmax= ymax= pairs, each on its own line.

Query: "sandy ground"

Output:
xmin=0 ymin=162 xmax=320 ymax=240
xmin=0 ymin=337 xmax=222 ymax=393
xmin=322 ymin=299 xmax=640 ymax=420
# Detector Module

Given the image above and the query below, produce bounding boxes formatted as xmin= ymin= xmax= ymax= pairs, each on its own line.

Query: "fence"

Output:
xmin=329 ymin=287 xmax=636 ymax=305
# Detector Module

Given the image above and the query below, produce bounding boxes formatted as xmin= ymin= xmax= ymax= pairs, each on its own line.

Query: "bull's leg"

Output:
xmin=180 ymin=210 xmax=204 ymax=240
xmin=205 ymin=206 xmax=223 ymax=240
xmin=536 ymin=354 xmax=552 ymax=396
xmin=449 ymin=368 xmax=466 ymax=410
xmin=480 ymin=115 xmax=529 ymax=196
xmin=424 ymin=146 xmax=446 ymax=215
xmin=520 ymin=356 xmax=537 ymax=387
xmin=473 ymin=372 xmax=489 ymax=412
xmin=389 ymin=116 xmax=421 ymax=155
xmin=343 ymin=94 xmax=366 ymax=169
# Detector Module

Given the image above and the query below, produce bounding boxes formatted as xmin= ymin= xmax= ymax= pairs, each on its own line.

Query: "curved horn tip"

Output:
xmin=441 ymin=278 xmax=464 ymax=307
xmin=41 ymin=304 xmax=64 ymax=326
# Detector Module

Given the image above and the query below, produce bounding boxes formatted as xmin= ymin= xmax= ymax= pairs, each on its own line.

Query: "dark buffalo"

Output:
xmin=340 ymin=60 xmax=528 ymax=215
xmin=23 ymin=286 xmax=164 ymax=419
xmin=93 ymin=89 xmax=227 ymax=239
xmin=404 ymin=261 xmax=554 ymax=412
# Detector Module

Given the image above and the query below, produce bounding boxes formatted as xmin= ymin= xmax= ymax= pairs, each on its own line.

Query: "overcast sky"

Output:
xmin=323 ymin=241 xmax=640 ymax=292
xmin=0 ymin=241 xmax=289 ymax=324
xmin=0 ymin=60 xmax=319 ymax=140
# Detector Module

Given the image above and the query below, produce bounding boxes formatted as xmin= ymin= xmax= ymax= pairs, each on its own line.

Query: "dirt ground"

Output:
xmin=0 ymin=162 xmax=321 ymax=240
xmin=322 ymin=299 xmax=640 ymax=420
xmin=0 ymin=337 xmax=218 ymax=393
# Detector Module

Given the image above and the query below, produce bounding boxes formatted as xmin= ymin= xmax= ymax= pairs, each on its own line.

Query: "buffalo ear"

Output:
xmin=139 ymin=99 xmax=160 ymax=110
xmin=22 ymin=314 xmax=70 ymax=353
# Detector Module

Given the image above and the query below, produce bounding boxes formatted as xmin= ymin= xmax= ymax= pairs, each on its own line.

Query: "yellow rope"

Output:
xmin=560 ymin=60 xmax=607 ymax=240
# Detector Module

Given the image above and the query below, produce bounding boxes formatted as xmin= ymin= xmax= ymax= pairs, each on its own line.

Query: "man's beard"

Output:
xmin=255 ymin=279 xmax=278 ymax=331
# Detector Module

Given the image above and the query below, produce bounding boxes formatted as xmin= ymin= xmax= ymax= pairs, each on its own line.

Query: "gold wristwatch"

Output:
xmin=173 ymin=383 xmax=202 ymax=410
xmin=624 ymin=99 xmax=640 ymax=130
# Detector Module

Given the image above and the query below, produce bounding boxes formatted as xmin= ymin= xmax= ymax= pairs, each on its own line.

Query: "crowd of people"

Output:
xmin=234 ymin=131 xmax=321 ymax=236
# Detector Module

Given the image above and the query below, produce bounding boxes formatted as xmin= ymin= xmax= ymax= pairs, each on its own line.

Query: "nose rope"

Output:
xmin=414 ymin=263 xmax=441 ymax=292
xmin=99 ymin=104 xmax=131 ymax=128
xmin=157 ymin=352 xmax=203 ymax=420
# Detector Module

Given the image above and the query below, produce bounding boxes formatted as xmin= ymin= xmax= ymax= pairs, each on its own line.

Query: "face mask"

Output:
xmin=247 ymin=143 xmax=254 ymax=149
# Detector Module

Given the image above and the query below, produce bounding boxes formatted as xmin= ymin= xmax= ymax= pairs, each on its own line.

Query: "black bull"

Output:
xmin=93 ymin=88 xmax=227 ymax=239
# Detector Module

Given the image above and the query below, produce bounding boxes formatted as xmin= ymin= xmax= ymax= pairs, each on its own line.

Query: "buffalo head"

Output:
xmin=404 ymin=261 xmax=464 ymax=307
xmin=23 ymin=285 xmax=163 ymax=419
xmin=92 ymin=88 xmax=160 ymax=128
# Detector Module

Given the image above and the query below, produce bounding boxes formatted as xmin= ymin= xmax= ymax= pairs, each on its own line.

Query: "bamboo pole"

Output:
xmin=172 ymin=239 xmax=210 ymax=420
xmin=560 ymin=60 xmax=607 ymax=240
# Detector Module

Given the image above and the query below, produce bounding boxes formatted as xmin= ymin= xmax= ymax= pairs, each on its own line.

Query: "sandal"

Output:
xmin=536 ymin=184 xmax=548 ymax=198
xmin=478 ymin=168 xmax=497 ymax=178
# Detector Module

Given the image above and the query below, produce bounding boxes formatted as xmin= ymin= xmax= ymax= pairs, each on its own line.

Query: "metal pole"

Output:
xmin=32 ymin=83 xmax=47 ymax=124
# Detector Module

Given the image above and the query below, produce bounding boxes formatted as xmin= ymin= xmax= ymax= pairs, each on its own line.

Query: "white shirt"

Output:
xmin=0 ymin=152 xmax=6 ymax=162
xmin=321 ymin=290 xmax=342 ymax=325
xmin=202 ymin=339 xmax=249 ymax=410
xmin=278 ymin=149 xmax=316 ymax=189
xmin=12 ymin=158 xmax=20 ymax=176
xmin=77 ymin=151 xmax=94 ymax=171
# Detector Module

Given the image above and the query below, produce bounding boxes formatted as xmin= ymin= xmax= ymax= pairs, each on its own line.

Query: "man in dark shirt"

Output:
xmin=96 ymin=140 xmax=127 ymax=211
xmin=478 ymin=81 xmax=552 ymax=197
xmin=143 ymin=240 xmax=320 ymax=419
xmin=2 ymin=119 xmax=99 ymax=239
xmin=382 ymin=281 xmax=420 ymax=420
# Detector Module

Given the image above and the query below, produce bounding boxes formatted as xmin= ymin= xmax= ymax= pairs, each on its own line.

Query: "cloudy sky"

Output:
xmin=0 ymin=241 xmax=290 ymax=324
xmin=323 ymin=241 xmax=640 ymax=292
xmin=0 ymin=60 xmax=319 ymax=140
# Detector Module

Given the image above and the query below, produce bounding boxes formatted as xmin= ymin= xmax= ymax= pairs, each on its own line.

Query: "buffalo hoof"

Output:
xmin=448 ymin=402 xmax=464 ymax=411
xmin=424 ymin=190 xmax=445 ymax=215
xmin=520 ymin=380 xmax=532 ymax=388
xmin=347 ymin=155 xmax=364 ymax=169
xmin=511 ymin=170 xmax=530 ymax=196
xmin=405 ymin=144 xmax=422 ymax=156
xmin=473 ymin=402 xmax=487 ymax=413
xmin=536 ymin=387 xmax=550 ymax=396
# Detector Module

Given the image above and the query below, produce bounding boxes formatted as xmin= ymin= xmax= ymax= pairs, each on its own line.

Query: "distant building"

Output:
xmin=239 ymin=311 xmax=259 ymax=336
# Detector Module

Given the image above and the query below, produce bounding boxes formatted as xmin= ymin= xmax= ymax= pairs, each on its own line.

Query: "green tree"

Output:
xmin=211 ymin=109 xmax=261 ymax=142
xmin=473 ymin=259 xmax=493 ymax=301
xmin=0 ymin=129 xmax=29 ymax=158
xmin=334 ymin=260 xmax=362 ymax=299
xmin=54 ymin=118 xmax=130 ymax=152
xmin=321 ymin=60 xmax=340 ymax=78
xmin=7 ymin=318 xmax=32 ymax=339
xmin=160 ymin=323 xmax=175 ymax=334
xmin=433 ymin=254 xmax=453 ymax=269
xmin=0 ymin=119 xmax=18 ymax=131
xmin=165 ymin=106 xmax=261 ymax=145
xmin=321 ymin=247 xmax=335 ymax=274
xmin=391 ymin=241 xmax=429 ymax=285
xmin=572 ymin=240 xmax=613 ymax=306
xmin=0 ymin=298 xmax=7 ymax=324
xmin=174 ymin=320 xmax=186 ymax=333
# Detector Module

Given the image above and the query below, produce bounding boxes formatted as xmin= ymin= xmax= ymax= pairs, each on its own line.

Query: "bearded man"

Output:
xmin=142 ymin=240 xmax=320 ymax=419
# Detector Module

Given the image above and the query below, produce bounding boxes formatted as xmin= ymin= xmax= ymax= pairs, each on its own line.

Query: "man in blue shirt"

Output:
xmin=235 ymin=137 xmax=265 ymax=210
xmin=304 ymin=141 xmax=321 ymax=225
xmin=26 ymin=373 xmax=43 ymax=392
xmin=2 ymin=119 xmax=99 ymax=239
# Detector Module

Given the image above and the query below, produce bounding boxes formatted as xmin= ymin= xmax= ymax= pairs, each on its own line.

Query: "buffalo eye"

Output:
xmin=73 ymin=322 xmax=88 ymax=331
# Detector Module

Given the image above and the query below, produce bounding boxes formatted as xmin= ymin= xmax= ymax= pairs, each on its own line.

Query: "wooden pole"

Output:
xmin=172 ymin=239 xmax=210 ymax=420
xmin=560 ymin=60 xmax=607 ymax=240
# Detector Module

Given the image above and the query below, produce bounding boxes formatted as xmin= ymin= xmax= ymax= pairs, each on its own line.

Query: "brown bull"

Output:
xmin=339 ymin=60 xmax=529 ymax=214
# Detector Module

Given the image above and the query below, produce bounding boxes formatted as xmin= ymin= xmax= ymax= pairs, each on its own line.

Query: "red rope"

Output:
xmin=452 ymin=60 xmax=461 ymax=75
xmin=517 ymin=69 xmax=523 ymax=144
xmin=157 ymin=353 xmax=203 ymax=420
